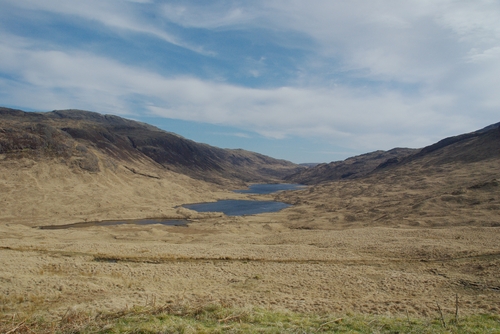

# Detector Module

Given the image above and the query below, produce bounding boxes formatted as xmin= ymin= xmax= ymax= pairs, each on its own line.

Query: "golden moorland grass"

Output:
xmin=1 ymin=155 xmax=499 ymax=333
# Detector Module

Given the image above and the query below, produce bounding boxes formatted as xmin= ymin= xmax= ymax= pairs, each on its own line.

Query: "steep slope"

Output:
xmin=0 ymin=107 xmax=300 ymax=185
xmin=276 ymin=122 xmax=500 ymax=230
xmin=390 ymin=122 xmax=500 ymax=167
xmin=284 ymin=148 xmax=417 ymax=184
xmin=286 ymin=122 xmax=500 ymax=185
xmin=0 ymin=106 xmax=302 ymax=226
xmin=0 ymin=154 xmax=225 ymax=226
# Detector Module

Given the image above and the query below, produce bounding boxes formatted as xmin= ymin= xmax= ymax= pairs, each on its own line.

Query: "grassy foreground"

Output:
xmin=1 ymin=303 xmax=499 ymax=334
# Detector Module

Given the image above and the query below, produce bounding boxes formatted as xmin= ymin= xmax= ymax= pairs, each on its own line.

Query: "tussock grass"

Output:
xmin=1 ymin=302 xmax=499 ymax=333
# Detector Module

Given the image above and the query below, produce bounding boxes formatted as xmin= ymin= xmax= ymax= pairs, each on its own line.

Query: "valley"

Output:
xmin=1 ymin=107 xmax=499 ymax=332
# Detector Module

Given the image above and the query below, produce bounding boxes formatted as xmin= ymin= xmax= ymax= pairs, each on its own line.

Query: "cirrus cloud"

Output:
xmin=1 ymin=0 xmax=499 ymax=162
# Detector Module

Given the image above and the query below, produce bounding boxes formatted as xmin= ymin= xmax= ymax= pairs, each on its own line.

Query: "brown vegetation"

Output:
xmin=0 ymin=108 xmax=499 ymax=329
xmin=0 ymin=107 xmax=301 ymax=185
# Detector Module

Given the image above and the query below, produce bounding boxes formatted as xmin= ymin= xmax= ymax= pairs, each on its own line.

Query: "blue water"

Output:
xmin=183 ymin=200 xmax=291 ymax=216
xmin=38 ymin=184 xmax=302 ymax=229
xmin=38 ymin=219 xmax=188 ymax=229
xmin=234 ymin=183 xmax=305 ymax=194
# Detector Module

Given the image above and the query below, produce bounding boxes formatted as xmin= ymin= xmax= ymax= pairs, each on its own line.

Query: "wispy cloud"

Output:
xmin=2 ymin=0 xmax=213 ymax=55
xmin=1 ymin=0 xmax=499 ymax=161
xmin=161 ymin=3 xmax=259 ymax=29
xmin=0 ymin=34 xmax=465 ymax=151
xmin=210 ymin=132 xmax=252 ymax=139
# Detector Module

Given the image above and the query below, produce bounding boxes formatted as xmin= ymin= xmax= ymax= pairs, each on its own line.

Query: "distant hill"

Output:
xmin=285 ymin=122 xmax=500 ymax=185
xmin=299 ymin=163 xmax=321 ymax=168
xmin=0 ymin=107 xmax=300 ymax=185
xmin=285 ymin=148 xmax=417 ymax=184
xmin=3 ymin=106 xmax=498 ymax=187
xmin=392 ymin=122 xmax=500 ymax=167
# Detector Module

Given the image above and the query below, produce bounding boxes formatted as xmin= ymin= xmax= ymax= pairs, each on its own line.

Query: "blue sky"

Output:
xmin=1 ymin=0 xmax=499 ymax=163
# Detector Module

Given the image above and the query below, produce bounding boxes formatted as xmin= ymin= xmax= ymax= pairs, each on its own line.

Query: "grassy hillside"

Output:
xmin=0 ymin=107 xmax=301 ymax=185
xmin=1 ymin=109 xmax=499 ymax=333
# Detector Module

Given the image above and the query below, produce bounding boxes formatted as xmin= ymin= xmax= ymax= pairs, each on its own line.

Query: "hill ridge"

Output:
xmin=286 ymin=122 xmax=500 ymax=185
xmin=0 ymin=107 xmax=300 ymax=185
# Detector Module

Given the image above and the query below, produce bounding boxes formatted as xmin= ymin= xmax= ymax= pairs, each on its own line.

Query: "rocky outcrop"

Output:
xmin=0 ymin=107 xmax=301 ymax=184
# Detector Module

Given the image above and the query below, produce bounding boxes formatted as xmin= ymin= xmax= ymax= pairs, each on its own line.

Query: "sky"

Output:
xmin=0 ymin=0 xmax=499 ymax=163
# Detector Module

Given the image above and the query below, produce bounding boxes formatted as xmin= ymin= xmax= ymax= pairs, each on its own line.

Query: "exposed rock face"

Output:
xmin=0 ymin=107 xmax=301 ymax=184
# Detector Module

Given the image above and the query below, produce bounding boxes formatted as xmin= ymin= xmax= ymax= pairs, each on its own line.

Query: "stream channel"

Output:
xmin=38 ymin=183 xmax=304 ymax=229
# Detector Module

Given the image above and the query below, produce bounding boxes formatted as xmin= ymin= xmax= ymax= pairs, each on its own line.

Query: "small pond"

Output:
xmin=38 ymin=219 xmax=189 ymax=230
xmin=234 ymin=183 xmax=305 ymax=194
xmin=183 ymin=183 xmax=303 ymax=216
xmin=183 ymin=199 xmax=291 ymax=216
xmin=38 ymin=184 xmax=302 ymax=229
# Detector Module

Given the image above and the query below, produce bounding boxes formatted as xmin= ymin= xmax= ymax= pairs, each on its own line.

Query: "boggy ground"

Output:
xmin=0 ymin=157 xmax=499 ymax=327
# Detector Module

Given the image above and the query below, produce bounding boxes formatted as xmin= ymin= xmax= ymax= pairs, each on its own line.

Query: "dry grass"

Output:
xmin=1 ymin=301 xmax=499 ymax=333
xmin=1 ymin=150 xmax=499 ymax=332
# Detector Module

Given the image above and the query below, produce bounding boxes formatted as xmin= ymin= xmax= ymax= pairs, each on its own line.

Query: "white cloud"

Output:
xmin=434 ymin=0 xmax=500 ymax=43
xmin=467 ymin=47 xmax=500 ymax=63
xmin=211 ymin=132 xmax=252 ymax=139
xmin=1 ymin=0 xmax=499 ymax=159
xmin=156 ymin=1 xmax=500 ymax=86
xmin=0 ymin=34 xmax=469 ymax=151
xmin=2 ymin=0 xmax=213 ymax=55
xmin=161 ymin=2 xmax=260 ymax=29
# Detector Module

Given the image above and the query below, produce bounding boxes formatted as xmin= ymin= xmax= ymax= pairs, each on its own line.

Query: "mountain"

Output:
xmin=285 ymin=122 xmax=500 ymax=185
xmin=0 ymin=107 xmax=300 ymax=185
xmin=276 ymin=122 xmax=500 ymax=231
xmin=285 ymin=148 xmax=417 ymax=184
xmin=391 ymin=122 xmax=500 ymax=167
